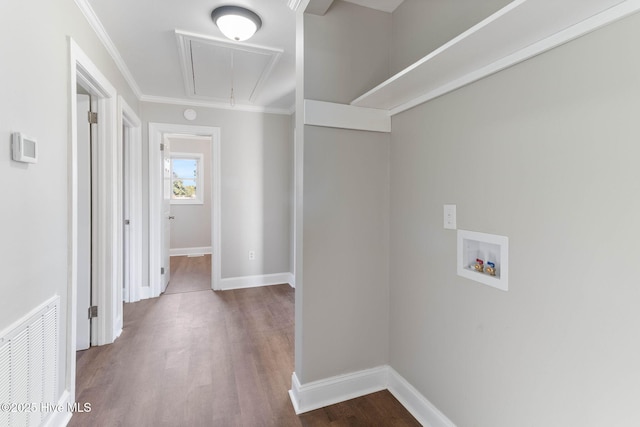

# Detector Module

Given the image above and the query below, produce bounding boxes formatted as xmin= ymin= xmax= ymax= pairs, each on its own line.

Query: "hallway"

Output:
xmin=70 ymin=259 xmax=418 ymax=426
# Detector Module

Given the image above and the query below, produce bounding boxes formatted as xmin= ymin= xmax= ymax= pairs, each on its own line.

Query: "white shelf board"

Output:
xmin=351 ymin=0 xmax=640 ymax=115
xmin=304 ymin=99 xmax=391 ymax=132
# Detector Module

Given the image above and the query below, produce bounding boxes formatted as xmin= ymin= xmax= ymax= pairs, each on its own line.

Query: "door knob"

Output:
xmin=168 ymin=216 xmax=175 ymax=220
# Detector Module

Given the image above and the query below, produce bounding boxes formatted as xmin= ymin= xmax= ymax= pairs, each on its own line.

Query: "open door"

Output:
xmin=161 ymin=137 xmax=171 ymax=293
xmin=76 ymin=91 xmax=97 ymax=350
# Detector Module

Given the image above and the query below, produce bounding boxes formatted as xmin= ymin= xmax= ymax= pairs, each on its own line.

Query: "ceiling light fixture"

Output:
xmin=211 ymin=6 xmax=262 ymax=42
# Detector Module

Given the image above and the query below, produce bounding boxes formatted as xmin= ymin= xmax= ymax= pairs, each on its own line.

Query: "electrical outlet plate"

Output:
xmin=444 ymin=204 xmax=456 ymax=229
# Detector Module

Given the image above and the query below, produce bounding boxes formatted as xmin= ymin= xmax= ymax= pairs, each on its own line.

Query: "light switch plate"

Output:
xmin=444 ymin=204 xmax=456 ymax=229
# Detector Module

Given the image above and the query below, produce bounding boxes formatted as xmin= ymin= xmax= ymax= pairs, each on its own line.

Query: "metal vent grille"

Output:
xmin=0 ymin=295 xmax=59 ymax=426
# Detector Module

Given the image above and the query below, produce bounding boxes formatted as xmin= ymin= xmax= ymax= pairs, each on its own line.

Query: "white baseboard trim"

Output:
xmin=139 ymin=285 xmax=151 ymax=300
xmin=170 ymin=246 xmax=212 ymax=257
xmin=287 ymin=272 xmax=295 ymax=288
xmin=220 ymin=272 xmax=293 ymax=290
xmin=289 ymin=365 xmax=456 ymax=427
xmin=41 ymin=389 xmax=72 ymax=427
xmin=387 ymin=367 xmax=456 ymax=427
xmin=289 ymin=366 xmax=388 ymax=414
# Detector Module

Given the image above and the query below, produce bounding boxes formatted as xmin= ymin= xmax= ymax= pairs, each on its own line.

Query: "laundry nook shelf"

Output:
xmin=457 ymin=230 xmax=508 ymax=291
xmin=350 ymin=0 xmax=640 ymax=116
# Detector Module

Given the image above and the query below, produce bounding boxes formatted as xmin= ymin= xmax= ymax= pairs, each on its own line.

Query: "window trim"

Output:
xmin=170 ymin=152 xmax=204 ymax=205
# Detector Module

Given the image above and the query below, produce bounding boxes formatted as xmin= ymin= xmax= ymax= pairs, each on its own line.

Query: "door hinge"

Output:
xmin=161 ymin=267 xmax=165 ymax=275
xmin=160 ymin=143 xmax=165 ymax=151
xmin=88 ymin=306 xmax=98 ymax=319
xmin=88 ymin=111 xmax=98 ymax=124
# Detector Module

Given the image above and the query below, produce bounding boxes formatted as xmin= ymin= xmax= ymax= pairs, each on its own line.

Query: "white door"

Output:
xmin=76 ymin=93 xmax=92 ymax=350
xmin=123 ymin=129 xmax=130 ymax=302
xmin=161 ymin=138 xmax=171 ymax=292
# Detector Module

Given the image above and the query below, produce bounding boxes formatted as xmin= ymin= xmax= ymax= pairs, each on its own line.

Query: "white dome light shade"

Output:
xmin=211 ymin=6 xmax=262 ymax=42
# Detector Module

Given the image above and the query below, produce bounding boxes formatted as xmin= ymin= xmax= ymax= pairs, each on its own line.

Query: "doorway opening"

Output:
xmin=148 ymin=123 xmax=221 ymax=296
xmin=68 ymin=38 xmax=122 ymax=402
xmin=164 ymin=134 xmax=214 ymax=294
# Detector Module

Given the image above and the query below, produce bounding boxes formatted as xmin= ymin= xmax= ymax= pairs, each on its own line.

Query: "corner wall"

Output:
xmin=389 ymin=8 xmax=640 ymax=426
xmin=298 ymin=1 xmax=391 ymax=383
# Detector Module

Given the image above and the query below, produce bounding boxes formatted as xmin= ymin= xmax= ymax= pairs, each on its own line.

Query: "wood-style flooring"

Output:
xmin=70 ymin=257 xmax=420 ymax=427
xmin=165 ymin=255 xmax=212 ymax=294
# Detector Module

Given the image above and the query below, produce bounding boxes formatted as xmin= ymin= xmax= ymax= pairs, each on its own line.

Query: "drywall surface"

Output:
xmin=0 ymin=0 xmax=138 ymax=407
xmin=141 ymin=103 xmax=293 ymax=279
xmin=388 ymin=10 xmax=640 ymax=426
xmin=390 ymin=0 xmax=512 ymax=75
xmin=168 ymin=136 xmax=212 ymax=251
xmin=298 ymin=1 xmax=391 ymax=383
xmin=304 ymin=1 xmax=391 ymax=104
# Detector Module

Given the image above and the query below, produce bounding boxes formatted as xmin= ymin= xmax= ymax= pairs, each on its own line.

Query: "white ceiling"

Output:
xmin=84 ymin=0 xmax=403 ymax=113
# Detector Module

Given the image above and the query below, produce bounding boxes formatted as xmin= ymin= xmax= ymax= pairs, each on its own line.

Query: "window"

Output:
xmin=170 ymin=152 xmax=204 ymax=204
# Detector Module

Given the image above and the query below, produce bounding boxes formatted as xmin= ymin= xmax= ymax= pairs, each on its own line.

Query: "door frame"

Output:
xmin=67 ymin=38 xmax=121 ymax=401
xmin=118 ymin=96 xmax=143 ymax=304
xmin=148 ymin=123 xmax=221 ymax=295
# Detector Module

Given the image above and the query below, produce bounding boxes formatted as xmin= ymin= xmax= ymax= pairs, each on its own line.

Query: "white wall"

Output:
xmin=168 ymin=136 xmax=212 ymax=252
xmin=388 ymin=7 xmax=640 ymax=426
xmin=0 ymin=0 xmax=138 ymax=409
xmin=141 ymin=102 xmax=293 ymax=279
xmin=298 ymin=1 xmax=391 ymax=383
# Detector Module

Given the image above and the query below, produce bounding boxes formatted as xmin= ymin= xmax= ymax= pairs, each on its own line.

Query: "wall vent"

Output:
xmin=0 ymin=295 xmax=59 ymax=426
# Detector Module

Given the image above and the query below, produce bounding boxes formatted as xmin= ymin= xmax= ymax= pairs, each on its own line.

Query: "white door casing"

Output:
xmin=118 ymin=96 xmax=143 ymax=304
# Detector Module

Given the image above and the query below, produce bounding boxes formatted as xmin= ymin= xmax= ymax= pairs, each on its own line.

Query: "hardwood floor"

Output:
xmin=70 ymin=258 xmax=419 ymax=427
xmin=165 ymin=255 xmax=212 ymax=294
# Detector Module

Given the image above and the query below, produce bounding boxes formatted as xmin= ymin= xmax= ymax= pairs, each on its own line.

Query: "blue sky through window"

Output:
xmin=173 ymin=158 xmax=197 ymax=178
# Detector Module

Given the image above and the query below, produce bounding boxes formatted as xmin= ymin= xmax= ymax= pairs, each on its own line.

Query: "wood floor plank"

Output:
xmin=70 ymin=257 xmax=420 ymax=427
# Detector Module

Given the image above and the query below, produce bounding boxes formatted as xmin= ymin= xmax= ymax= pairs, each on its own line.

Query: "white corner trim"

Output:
xmin=289 ymin=366 xmax=457 ymax=427
xmin=304 ymin=100 xmax=391 ymax=133
xmin=73 ymin=0 xmax=142 ymax=98
xmin=169 ymin=246 xmax=212 ymax=257
xmin=287 ymin=273 xmax=295 ymax=288
xmin=289 ymin=367 xmax=388 ymax=414
xmin=41 ymin=389 xmax=72 ymax=427
xmin=220 ymin=273 xmax=294 ymax=291
xmin=387 ymin=367 xmax=457 ymax=427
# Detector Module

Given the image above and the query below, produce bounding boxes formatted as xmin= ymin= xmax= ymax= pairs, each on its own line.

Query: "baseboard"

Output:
xmin=41 ymin=389 xmax=72 ymax=427
xmin=289 ymin=365 xmax=456 ymax=427
xmin=387 ymin=367 xmax=456 ymax=427
xmin=138 ymin=285 xmax=151 ymax=300
xmin=287 ymin=272 xmax=295 ymax=288
xmin=288 ymin=367 xmax=388 ymax=414
xmin=220 ymin=272 xmax=293 ymax=290
xmin=169 ymin=246 xmax=212 ymax=257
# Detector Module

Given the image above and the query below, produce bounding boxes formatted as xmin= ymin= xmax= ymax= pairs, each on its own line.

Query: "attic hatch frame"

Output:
xmin=175 ymin=30 xmax=283 ymax=105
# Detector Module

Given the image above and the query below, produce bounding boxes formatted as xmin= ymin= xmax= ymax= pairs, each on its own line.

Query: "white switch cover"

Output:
xmin=444 ymin=204 xmax=456 ymax=229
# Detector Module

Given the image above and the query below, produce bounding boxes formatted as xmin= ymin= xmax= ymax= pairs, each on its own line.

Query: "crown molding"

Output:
xmin=140 ymin=95 xmax=294 ymax=115
xmin=74 ymin=0 xmax=142 ymax=98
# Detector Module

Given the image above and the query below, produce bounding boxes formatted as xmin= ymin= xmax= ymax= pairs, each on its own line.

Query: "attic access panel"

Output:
xmin=176 ymin=30 xmax=283 ymax=104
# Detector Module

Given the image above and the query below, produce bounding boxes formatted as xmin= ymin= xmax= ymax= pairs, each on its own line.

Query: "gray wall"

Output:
xmin=299 ymin=1 xmax=391 ymax=383
xmin=390 ymin=0 xmax=512 ymax=75
xmin=388 ymin=7 xmax=640 ymax=427
xmin=0 ymin=0 xmax=138 ymax=404
xmin=168 ymin=136 xmax=212 ymax=251
xmin=141 ymin=103 xmax=293 ymax=279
